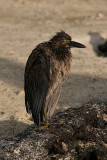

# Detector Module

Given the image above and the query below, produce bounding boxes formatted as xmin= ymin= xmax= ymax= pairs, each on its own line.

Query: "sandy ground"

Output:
xmin=0 ymin=0 xmax=107 ymax=139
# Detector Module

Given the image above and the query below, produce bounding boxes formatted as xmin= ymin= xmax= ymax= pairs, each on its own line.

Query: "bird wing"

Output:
xmin=24 ymin=48 xmax=50 ymax=125
xmin=45 ymin=84 xmax=62 ymax=119
xmin=45 ymin=61 xmax=64 ymax=120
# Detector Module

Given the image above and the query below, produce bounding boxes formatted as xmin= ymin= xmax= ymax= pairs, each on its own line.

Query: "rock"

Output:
xmin=62 ymin=142 xmax=68 ymax=152
xmin=0 ymin=102 xmax=107 ymax=159
xmin=97 ymin=13 xmax=104 ymax=19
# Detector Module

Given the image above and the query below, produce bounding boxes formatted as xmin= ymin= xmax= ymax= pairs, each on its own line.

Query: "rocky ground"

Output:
xmin=0 ymin=0 xmax=107 ymax=159
xmin=0 ymin=102 xmax=107 ymax=159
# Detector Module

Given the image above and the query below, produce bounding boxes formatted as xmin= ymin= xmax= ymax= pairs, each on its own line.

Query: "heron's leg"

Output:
xmin=38 ymin=106 xmax=49 ymax=130
xmin=44 ymin=106 xmax=48 ymax=125
xmin=38 ymin=114 xmax=40 ymax=130
xmin=38 ymin=106 xmax=64 ymax=130
xmin=44 ymin=106 xmax=65 ymax=126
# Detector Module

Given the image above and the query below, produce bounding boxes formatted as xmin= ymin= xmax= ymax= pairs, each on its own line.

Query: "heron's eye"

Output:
xmin=62 ymin=39 xmax=69 ymax=44
xmin=62 ymin=39 xmax=69 ymax=45
xmin=63 ymin=39 xmax=68 ymax=42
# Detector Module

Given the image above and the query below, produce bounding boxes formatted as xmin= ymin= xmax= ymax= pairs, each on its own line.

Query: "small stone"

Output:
xmin=1 ymin=112 xmax=4 ymax=115
xmin=14 ymin=148 xmax=20 ymax=155
xmin=62 ymin=142 xmax=68 ymax=152
xmin=16 ymin=90 xmax=24 ymax=96
xmin=97 ymin=13 xmax=104 ymax=19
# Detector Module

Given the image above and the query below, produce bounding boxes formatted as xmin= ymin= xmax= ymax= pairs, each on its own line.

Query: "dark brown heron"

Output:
xmin=24 ymin=31 xmax=86 ymax=129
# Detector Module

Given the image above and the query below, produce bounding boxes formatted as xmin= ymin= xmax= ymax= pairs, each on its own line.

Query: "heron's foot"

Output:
xmin=50 ymin=122 xmax=65 ymax=127
xmin=38 ymin=123 xmax=50 ymax=130
xmin=38 ymin=122 xmax=64 ymax=130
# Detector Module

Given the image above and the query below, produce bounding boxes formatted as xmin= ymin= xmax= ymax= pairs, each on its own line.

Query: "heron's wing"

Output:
xmin=24 ymin=48 xmax=50 ymax=125
xmin=45 ymin=85 xmax=62 ymax=119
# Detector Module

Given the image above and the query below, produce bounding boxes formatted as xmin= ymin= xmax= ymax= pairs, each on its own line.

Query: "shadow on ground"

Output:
xmin=0 ymin=57 xmax=107 ymax=142
xmin=0 ymin=118 xmax=30 ymax=140
xmin=0 ymin=57 xmax=24 ymax=89
xmin=59 ymin=73 xmax=107 ymax=109
xmin=0 ymin=57 xmax=107 ymax=109
xmin=89 ymin=32 xmax=107 ymax=57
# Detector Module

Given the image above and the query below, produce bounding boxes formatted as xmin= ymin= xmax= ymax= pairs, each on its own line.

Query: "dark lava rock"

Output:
xmin=0 ymin=102 xmax=107 ymax=160
xmin=98 ymin=41 xmax=107 ymax=57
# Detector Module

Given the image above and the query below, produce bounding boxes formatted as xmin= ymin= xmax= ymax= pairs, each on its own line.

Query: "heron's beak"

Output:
xmin=67 ymin=41 xmax=86 ymax=48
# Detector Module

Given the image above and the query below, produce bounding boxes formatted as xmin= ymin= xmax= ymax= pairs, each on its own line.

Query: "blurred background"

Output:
xmin=0 ymin=0 xmax=107 ymax=139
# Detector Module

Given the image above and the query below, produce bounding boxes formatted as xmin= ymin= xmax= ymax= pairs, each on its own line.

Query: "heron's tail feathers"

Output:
xmin=32 ymin=82 xmax=48 ymax=126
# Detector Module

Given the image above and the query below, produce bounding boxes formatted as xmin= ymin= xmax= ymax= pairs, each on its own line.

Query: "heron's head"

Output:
xmin=49 ymin=31 xmax=86 ymax=50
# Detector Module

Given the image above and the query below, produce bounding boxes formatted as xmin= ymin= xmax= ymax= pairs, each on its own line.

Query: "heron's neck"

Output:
xmin=53 ymin=47 xmax=72 ymax=61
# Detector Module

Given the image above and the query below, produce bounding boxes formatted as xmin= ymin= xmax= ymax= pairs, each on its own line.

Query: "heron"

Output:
xmin=24 ymin=31 xmax=86 ymax=129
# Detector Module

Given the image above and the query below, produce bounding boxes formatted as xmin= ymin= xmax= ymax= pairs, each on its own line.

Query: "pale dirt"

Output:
xmin=0 ymin=0 xmax=107 ymax=139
